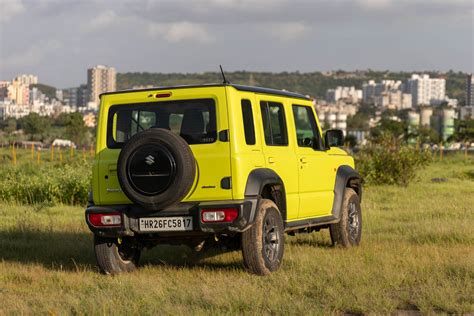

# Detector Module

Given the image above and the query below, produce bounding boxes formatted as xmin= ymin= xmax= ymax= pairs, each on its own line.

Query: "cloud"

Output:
xmin=0 ymin=0 xmax=25 ymax=23
xmin=0 ymin=0 xmax=472 ymax=86
xmin=83 ymin=10 xmax=118 ymax=32
xmin=261 ymin=22 xmax=311 ymax=41
xmin=357 ymin=0 xmax=392 ymax=10
xmin=148 ymin=22 xmax=213 ymax=43
xmin=4 ymin=39 xmax=62 ymax=67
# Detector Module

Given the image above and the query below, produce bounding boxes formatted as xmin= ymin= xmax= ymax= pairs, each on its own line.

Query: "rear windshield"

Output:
xmin=107 ymin=98 xmax=216 ymax=148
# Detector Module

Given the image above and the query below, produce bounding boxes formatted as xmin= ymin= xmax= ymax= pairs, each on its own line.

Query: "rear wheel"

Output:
xmin=241 ymin=199 xmax=284 ymax=275
xmin=329 ymin=188 xmax=362 ymax=247
xmin=94 ymin=236 xmax=141 ymax=274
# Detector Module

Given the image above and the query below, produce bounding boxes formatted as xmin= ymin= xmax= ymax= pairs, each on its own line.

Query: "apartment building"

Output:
xmin=87 ymin=65 xmax=116 ymax=108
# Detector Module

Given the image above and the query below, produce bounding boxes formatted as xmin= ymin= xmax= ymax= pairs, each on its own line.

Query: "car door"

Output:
xmin=291 ymin=105 xmax=335 ymax=218
xmin=256 ymin=97 xmax=299 ymax=220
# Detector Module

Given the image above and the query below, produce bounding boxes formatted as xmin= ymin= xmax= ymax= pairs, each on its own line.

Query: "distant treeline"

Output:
xmin=117 ymin=70 xmax=468 ymax=104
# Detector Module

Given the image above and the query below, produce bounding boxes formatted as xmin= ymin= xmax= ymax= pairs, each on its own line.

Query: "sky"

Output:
xmin=0 ymin=0 xmax=473 ymax=88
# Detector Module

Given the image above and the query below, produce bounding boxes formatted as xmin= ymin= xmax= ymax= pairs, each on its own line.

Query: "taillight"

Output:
xmin=88 ymin=212 xmax=122 ymax=227
xmin=201 ymin=208 xmax=238 ymax=223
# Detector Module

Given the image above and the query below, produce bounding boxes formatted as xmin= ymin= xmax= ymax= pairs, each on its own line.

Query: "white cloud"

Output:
xmin=357 ymin=0 xmax=392 ymax=9
xmin=4 ymin=39 xmax=62 ymax=67
xmin=84 ymin=10 xmax=118 ymax=31
xmin=262 ymin=22 xmax=311 ymax=41
xmin=0 ymin=0 xmax=25 ymax=23
xmin=148 ymin=22 xmax=213 ymax=43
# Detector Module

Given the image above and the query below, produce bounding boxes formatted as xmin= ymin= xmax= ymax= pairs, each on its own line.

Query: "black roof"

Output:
xmin=99 ymin=83 xmax=311 ymax=100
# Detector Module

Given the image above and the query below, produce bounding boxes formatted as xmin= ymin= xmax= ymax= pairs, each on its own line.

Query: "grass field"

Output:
xmin=0 ymin=155 xmax=473 ymax=314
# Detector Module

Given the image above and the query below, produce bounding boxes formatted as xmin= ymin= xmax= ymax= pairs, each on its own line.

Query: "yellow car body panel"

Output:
xmin=94 ymin=86 xmax=233 ymax=205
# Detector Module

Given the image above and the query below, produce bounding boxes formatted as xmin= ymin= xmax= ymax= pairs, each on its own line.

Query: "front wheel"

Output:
xmin=241 ymin=199 xmax=284 ymax=275
xmin=94 ymin=236 xmax=141 ymax=274
xmin=329 ymin=188 xmax=362 ymax=247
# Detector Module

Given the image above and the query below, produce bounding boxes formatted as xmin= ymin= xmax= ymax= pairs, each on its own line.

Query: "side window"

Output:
xmin=241 ymin=99 xmax=256 ymax=145
xmin=292 ymin=105 xmax=322 ymax=149
xmin=260 ymin=101 xmax=288 ymax=146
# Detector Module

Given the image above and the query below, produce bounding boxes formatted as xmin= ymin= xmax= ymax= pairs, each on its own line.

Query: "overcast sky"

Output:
xmin=0 ymin=0 xmax=473 ymax=88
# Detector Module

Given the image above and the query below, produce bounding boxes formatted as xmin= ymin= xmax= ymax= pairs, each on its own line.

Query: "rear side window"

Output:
xmin=260 ymin=101 xmax=288 ymax=146
xmin=241 ymin=99 xmax=256 ymax=145
xmin=292 ymin=105 xmax=322 ymax=149
xmin=107 ymin=98 xmax=216 ymax=148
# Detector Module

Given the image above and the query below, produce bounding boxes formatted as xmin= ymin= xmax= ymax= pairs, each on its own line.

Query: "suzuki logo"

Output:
xmin=145 ymin=155 xmax=155 ymax=165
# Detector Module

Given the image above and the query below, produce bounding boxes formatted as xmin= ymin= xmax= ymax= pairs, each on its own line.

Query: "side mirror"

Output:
xmin=324 ymin=129 xmax=344 ymax=148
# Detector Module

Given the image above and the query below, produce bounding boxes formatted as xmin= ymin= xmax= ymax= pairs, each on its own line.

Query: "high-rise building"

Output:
xmin=87 ymin=65 xmax=116 ymax=107
xmin=66 ymin=84 xmax=88 ymax=108
xmin=362 ymin=80 xmax=403 ymax=104
xmin=407 ymin=74 xmax=446 ymax=106
xmin=466 ymin=74 xmax=474 ymax=107
xmin=8 ymin=79 xmax=30 ymax=105
xmin=459 ymin=106 xmax=473 ymax=119
xmin=0 ymin=81 xmax=9 ymax=100
xmin=362 ymin=80 xmax=376 ymax=103
xmin=326 ymin=86 xmax=362 ymax=103
xmin=373 ymin=90 xmax=412 ymax=110
xmin=420 ymin=107 xmax=433 ymax=127
xmin=14 ymin=74 xmax=38 ymax=85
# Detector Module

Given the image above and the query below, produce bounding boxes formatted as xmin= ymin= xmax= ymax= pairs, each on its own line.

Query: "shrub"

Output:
xmin=0 ymin=161 xmax=91 ymax=205
xmin=356 ymin=133 xmax=432 ymax=186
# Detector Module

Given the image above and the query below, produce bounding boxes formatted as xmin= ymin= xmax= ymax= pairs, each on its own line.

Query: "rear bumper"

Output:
xmin=85 ymin=199 xmax=259 ymax=238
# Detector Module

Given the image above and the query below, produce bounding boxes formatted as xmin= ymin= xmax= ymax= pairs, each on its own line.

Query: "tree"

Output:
xmin=345 ymin=134 xmax=358 ymax=147
xmin=347 ymin=112 xmax=370 ymax=131
xmin=370 ymin=119 xmax=407 ymax=140
xmin=452 ymin=119 xmax=474 ymax=142
xmin=410 ymin=126 xmax=439 ymax=144
xmin=18 ymin=113 xmax=51 ymax=141
xmin=62 ymin=113 xmax=88 ymax=146
xmin=2 ymin=118 xmax=17 ymax=134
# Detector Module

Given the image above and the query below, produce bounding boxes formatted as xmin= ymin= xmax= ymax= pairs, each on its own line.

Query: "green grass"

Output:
xmin=0 ymin=148 xmax=92 ymax=205
xmin=0 ymin=156 xmax=473 ymax=314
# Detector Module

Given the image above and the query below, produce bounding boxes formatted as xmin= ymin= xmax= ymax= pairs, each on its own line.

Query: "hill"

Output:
xmin=30 ymin=83 xmax=57 ymax=100
xmin=117 ymin=70 xmax=468 ymax=104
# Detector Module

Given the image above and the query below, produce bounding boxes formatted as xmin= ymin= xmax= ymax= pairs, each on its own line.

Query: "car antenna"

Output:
xmin=219 ymin=65 xmax=230 ymax=85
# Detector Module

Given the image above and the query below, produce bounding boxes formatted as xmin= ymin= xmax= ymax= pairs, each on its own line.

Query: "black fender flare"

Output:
xmin=331 ymin=165 xmax=362 ymax=221
xmin=244 ymin=168 xmax=287 ymax=221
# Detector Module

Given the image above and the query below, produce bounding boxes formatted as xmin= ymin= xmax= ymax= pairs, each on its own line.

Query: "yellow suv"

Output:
xmin=85 ymin=83 xmax=362 ymax=275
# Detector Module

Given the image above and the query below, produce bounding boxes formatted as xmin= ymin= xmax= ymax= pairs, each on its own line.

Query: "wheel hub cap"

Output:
xmin=126 ymin=144 xmax=176 ymax=196
xmin=348 ymin=202 xmax=360 ymax=241
xmin=263 ymin=216 xmax=280 ymax=262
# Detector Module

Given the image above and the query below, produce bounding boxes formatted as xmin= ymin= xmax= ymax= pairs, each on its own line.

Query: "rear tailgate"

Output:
xmin=92 ymin=86 xmax=233 ymax=205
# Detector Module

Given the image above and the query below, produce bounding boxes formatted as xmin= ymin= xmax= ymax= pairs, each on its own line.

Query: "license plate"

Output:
xmin=139 ymin=216 xmax=193 ymax=232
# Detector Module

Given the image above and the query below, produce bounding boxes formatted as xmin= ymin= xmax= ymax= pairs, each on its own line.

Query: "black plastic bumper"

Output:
xmin=85 ymin=199 xmax=259 ymax=238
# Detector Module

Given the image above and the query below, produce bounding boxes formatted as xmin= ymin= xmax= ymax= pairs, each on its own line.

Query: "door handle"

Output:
xmin=300 ymin=157 xmax=308 ymax=164
xmin=268 ymin=157 xmax=275 ymax=164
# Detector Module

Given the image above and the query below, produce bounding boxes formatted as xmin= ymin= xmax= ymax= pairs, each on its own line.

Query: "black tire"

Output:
xmin=94 ymin=236 xmax=141 ymax=275
xmin=241 ymin=199 xmax=284 ymax=275
xmin=117 ymin=128 xmax=196 ymax=210
xmin=329 ymin=188 xmax=362 ymax=247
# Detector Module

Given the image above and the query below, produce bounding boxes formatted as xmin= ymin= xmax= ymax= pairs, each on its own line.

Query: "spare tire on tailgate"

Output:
xmin=117 ymin=128 xmax=196 ymax=210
